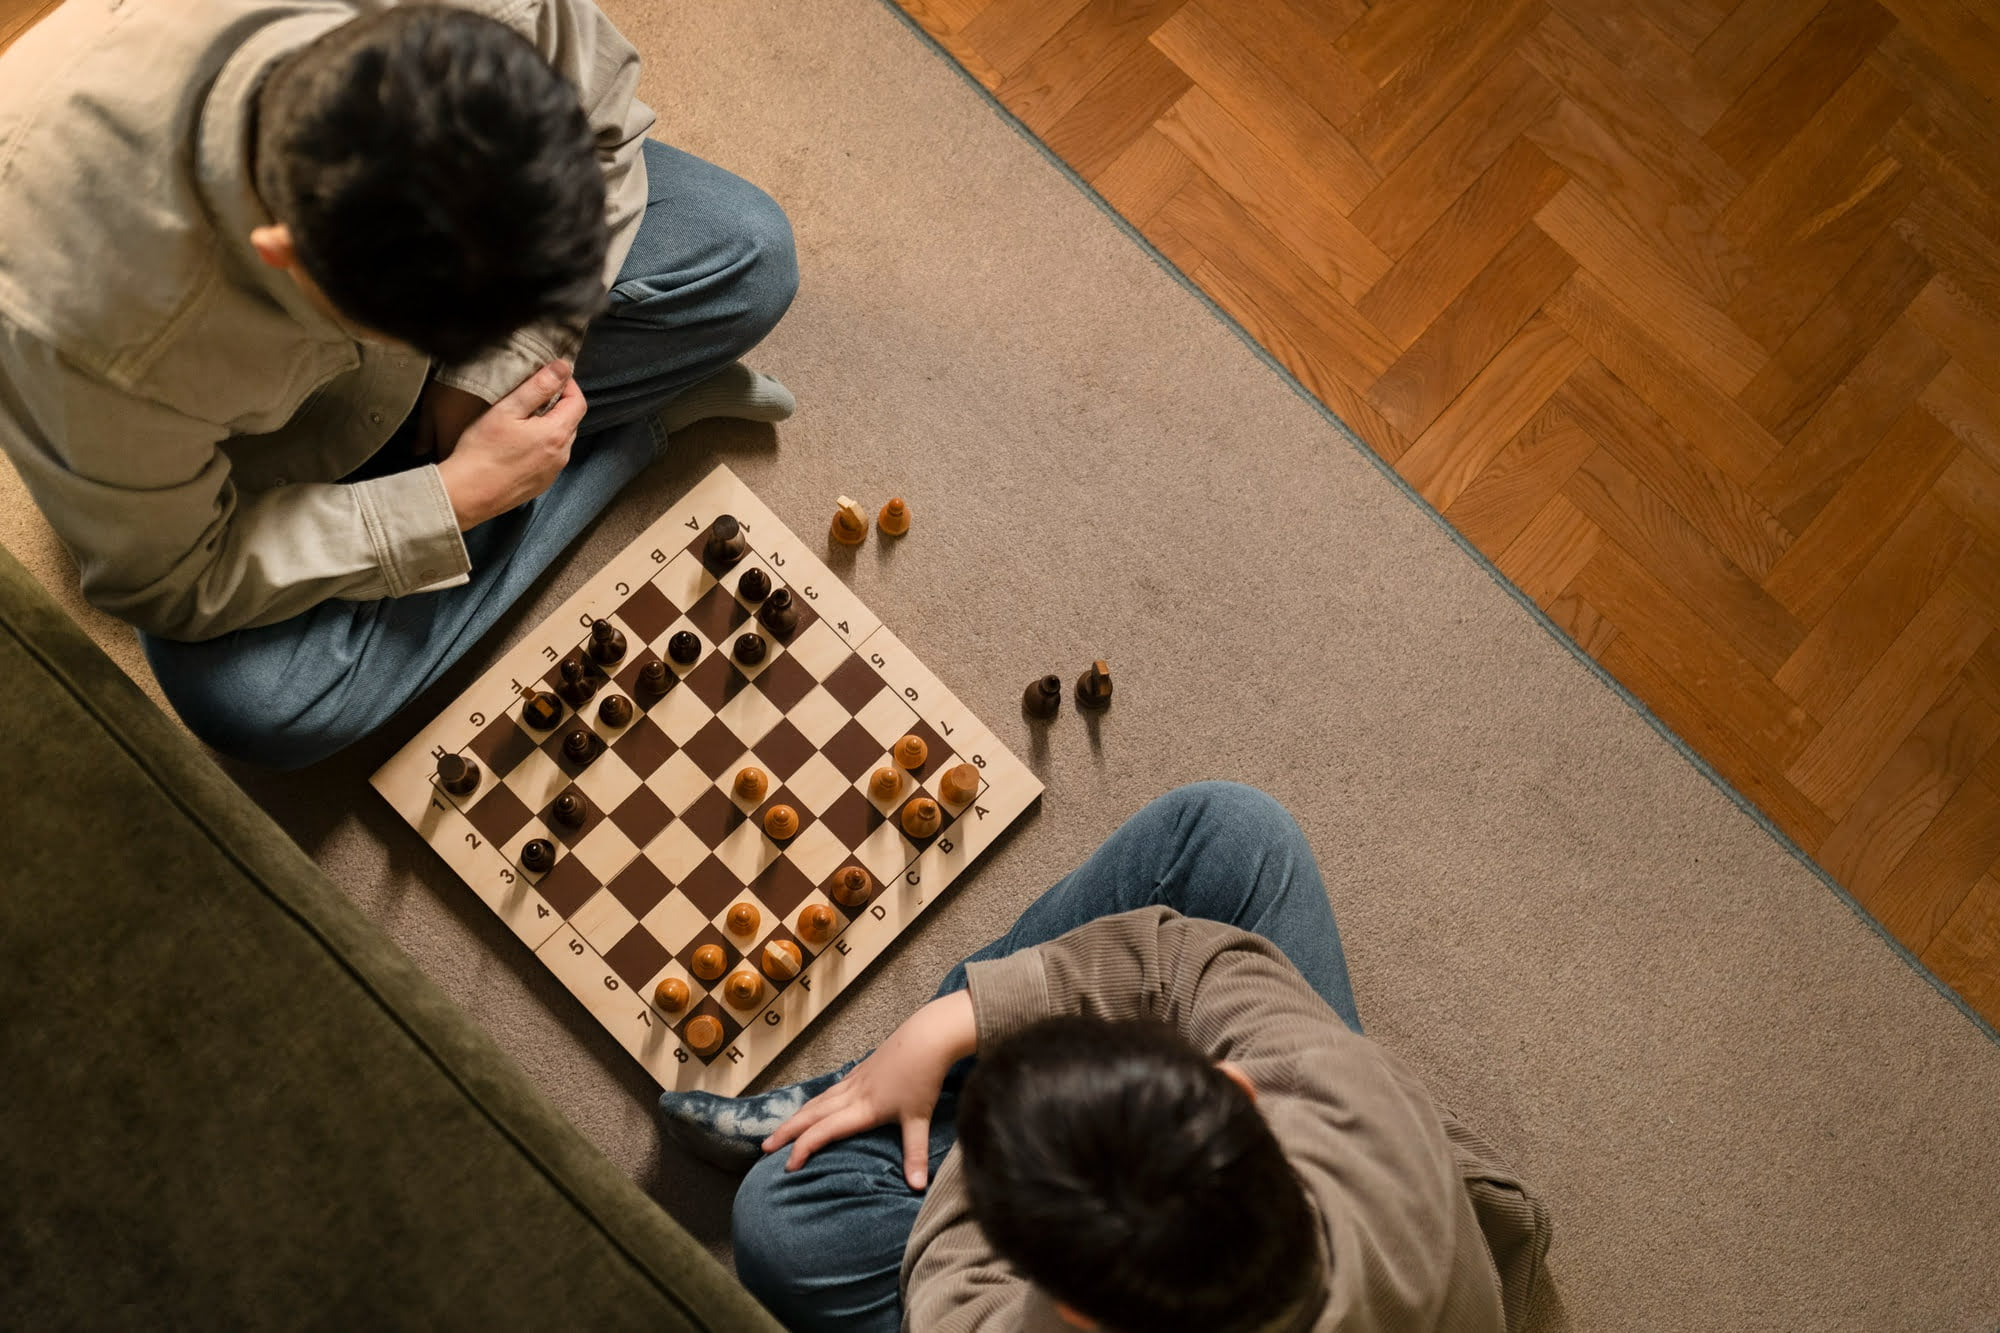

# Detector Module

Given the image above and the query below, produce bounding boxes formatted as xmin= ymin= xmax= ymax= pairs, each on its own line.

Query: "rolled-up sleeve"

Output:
xmin=0 ymin=320 xmax=468 ymax=641
xmin=431 ymin=0 xmax=655 ymax=404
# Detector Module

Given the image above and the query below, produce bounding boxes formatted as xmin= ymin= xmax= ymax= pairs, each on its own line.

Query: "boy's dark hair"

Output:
xmin=957 ymin=1016 xmax=1321 ymax=1333
xmin=253 ymin=6 xmax=608 ymax=363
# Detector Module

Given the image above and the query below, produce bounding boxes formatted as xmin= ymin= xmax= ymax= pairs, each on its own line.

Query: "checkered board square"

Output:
xmin=372 ymin=465 xmax=1043 ymax=1094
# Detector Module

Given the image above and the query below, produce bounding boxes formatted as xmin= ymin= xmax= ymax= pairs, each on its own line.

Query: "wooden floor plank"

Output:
xmin=1908 ymin=276 xmax=2000 ymax=396
xmin=1333 ymin=0 xmax=1470 ymax=84
xmin=1692 ymin=0 xmax=1825 ymax=101
xmin=1894 ymin=189 xmax=2000 ymax=324
xmin=1704 ymin=0 xmax=1899 ymax=179
xmin=999 ymin=0 xmax=1188 ymax=135
xmin=1194 ymin=0 xmax=1375 ymax=127
xmin=1442 ymin=397 xmax=1600 ymax=554
xmin=1040 ymin=39 xmax=1193 ymax=179
xmin=1342 ymin=0 xmax=1546 ymax=174
xmin=1882 ymin=109 xmax=2000 ymax=267
xmin=1495 ymin=493 xmax=1603 ymax=604
xmin=1874 ymin=0 xmax=2000 ymax=98
xmin=1089 ymin=125 xmax=1200 ymax=225
xmin=1866 ymin=773 xmax=2000 ymax=953
xmin=1545 ymin=583 xmax=1622 ymax=656
xmin=1545 ymin=0 xmax=1731 ymax=132
xmin=1922 ymin=359 xmax=2000 ymax=473
xmin=1921 ymin=872 xmax=2000 ymax=1020
xmin=959 ymin=0 xmax=1094 ymax=80
xmin=1932 ymin=448 xmax=2000 ymax=552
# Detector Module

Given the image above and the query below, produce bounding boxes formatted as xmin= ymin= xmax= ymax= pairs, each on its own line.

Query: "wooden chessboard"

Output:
xmin=372 ymin=465 xmax=1042 ymax=1094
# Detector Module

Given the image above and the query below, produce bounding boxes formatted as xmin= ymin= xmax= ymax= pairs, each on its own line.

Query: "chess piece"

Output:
xmin=597 ymin=694 xmax=633 ymax=728
xmin=667 ymin=631 xmax=702 ymax=666
xmin=724 ymin=969 xmax=765 ymax=1010
xmin=738 ymin=567 xmax=772 ymax=602
xmin=762 ymin=939 xmax=803 ymax=981
xmin=1075 ymin=660 xmax=1113 ymax=710
xmin=939 ymin=763 xmax=979 ymax=807
xmin=877 ymin=496 xmax=910 ymax=536
xmin=757 ymin=587 xmax=798 ymax=637
xmin=764 ymin=804 xmax=799 ymax=840
xmin=704 ymin=514 xmax=749 ymax=570
xmin=869 ymin=766 xmax=903 ymax=803
xmin=436 ymin=752 xmax=480 ymax=796
xmin=901 ymin=797 xmax=942 ymax=839
xmin=726 ymin=902 xmax=762 ymax=939
xmin=797 ymin=903 xmax=835 ymax=943
xmin=684 ymin=1014 xmax=723 ymax=1055
xmin=562 ymin=727 xmax=596 ymax=766
xmin=654 ymin=976 xmax=689 ymax=1014
xmin=557 ymin=657 xmax=599 ymax=706
xmin=588 ymin=619 xmax=626 ymax=665
xmin=733 ymin=766 xmax=769 ymax=804
xmin=551 ymin=792 xmax=586 ymax=829
xmin=521 ymin=689 xmax=562 ymax=730
xmin=894 ymin=734 xmax=928 ymax=770
xmin=521 ymin=839 xmax=556 ymax=874
xmin=1022 ymin=674 xmax=1061 ymax=720
xmin=691 ymin=944 xmax=727 ymax=981
xmin=828 ymin=865 xmax=873 ymax=908
xmin=829 ymin=496 xmax=868 ymax=546
xmin=636 ymin=659 xmax=671 ymax=699
xmin=734 ymin=632 xmax=767 ymax=665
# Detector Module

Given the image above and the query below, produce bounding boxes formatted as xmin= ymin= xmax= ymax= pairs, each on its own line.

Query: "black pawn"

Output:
xmin=562 ymin=727 xmax=596 ymax=766
xmin=667 ymin=631 xmax=702 ymax=665
xmin=551 ymin=792 xmax=586 ymax=828
xmin=598 ymin=694 xmax=633 ymax=728
xmin=521 ymin=839 xmax=556 ymax=874
xmin=734 ymin=632 xmax=768 ymax=665
xmin=557 ymin=657 xmax=597 ymax=706
xmin=704 ymin=514 xmax=749 ymax=571
xmin=738 ymin=567 xmax=772 ymax=602
xmin=1022 ymin=674 xmax=1062 ymax=720
xmin=521 ymin=690 xmax=562 ymax=730
xmin=588 ymin=619 xmax=627 ymax=665
xmin=1075 ymin=660 xmax=1114 ymax=711
xmin=758 ymin=587 xmax=799 ymax=638
xmin=436 ymin=752 xmax=481 ymax=795
xmin=636 ymin=660 xmax=671 ymax=698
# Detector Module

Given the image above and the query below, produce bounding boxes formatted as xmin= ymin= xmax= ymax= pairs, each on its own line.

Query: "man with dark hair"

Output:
xmin=0 ymin=1 xmax=797 ymax=768
xmin=663 ymin=783 xmax=1552 ymax=1331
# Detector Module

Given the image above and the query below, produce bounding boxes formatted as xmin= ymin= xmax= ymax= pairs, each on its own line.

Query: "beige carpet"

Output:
xmin=7 ymin=0 xmax=2000 ymax=1327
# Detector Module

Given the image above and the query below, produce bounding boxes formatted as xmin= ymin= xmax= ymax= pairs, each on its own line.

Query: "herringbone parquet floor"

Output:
xmin=893 ymin=0 xmax=2000 ymax=1025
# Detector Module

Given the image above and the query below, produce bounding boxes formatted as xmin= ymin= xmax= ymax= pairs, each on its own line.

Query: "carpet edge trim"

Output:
xmin=865 ymin=0 xmax=2000 ymax=1050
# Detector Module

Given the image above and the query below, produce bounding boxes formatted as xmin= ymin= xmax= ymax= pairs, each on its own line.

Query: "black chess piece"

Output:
xmin=734 ymin=632 xmax=768 ymax=665
xmin=436 ymin=752 xmax=481 ymax=795
xmin=758 ymin=587 xmax=798 ymax=638
xmin=636 ymin=660 xmax=671 ymax=698
xmin=551 ymin=792 xmax=586 ymax=828
xmin=521 ymin=839 xmax=556 ymax=873
xmin=1075 ymin=660 xmax=1113 ymax=710
xmin=1022 ymin=674 xmax=1061 ymax=720
xmin=562 ymin=727 xmax=597 ymax=766
xmin=598 ymin=694 xmax=633 ymax=727
xmin=704 ymin=514 xmax=749 ymax=570
xmin=556 ymin=657 xmax=597 ymax=706
xmin=521 ymin=690 xmax=562 ymax=730
xmin=667 ymin=631 xmax=701 ymax=665
xmin=738 ymin=567 xmax=772 ymax=602
xmin=588 ymin=619 xmax=627 ymax=665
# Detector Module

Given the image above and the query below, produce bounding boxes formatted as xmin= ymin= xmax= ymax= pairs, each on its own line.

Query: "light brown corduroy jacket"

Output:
xmin=901 ymin=908 xmax=1553 ymax=1333
xmin=0 ymin=0 xmax=652 ymax=640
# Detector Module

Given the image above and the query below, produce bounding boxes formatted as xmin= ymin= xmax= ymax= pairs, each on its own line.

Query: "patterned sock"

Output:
xmin=659 ymin=362 xmax=796 ymax=434
xmin=656 ymin=1062 xmax=851 ymax=1172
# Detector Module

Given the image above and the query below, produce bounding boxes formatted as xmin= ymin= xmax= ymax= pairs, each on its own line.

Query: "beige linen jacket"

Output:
xmin=0 ymin=0 xmax=653 ymax=640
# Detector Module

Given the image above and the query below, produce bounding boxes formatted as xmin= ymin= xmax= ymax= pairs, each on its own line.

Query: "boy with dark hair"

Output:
xmin=664 ymin=783 xmax=1552 ymax=1332
xmin=0 ymin=1 xmax=797 ymax=768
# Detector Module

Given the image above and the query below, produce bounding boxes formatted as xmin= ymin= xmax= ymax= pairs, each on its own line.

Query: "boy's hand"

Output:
xmin=434 ymin=362 xmax=586 ymax=531
xmin=763 ymin=989 xmax=977 ymax=1190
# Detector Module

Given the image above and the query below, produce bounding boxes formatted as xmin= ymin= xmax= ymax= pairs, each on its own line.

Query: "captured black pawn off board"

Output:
xmin=1022 ymin=674 xmax=1061 ymax=720
xmin=703 ymin=514 xmax=748 ymax=571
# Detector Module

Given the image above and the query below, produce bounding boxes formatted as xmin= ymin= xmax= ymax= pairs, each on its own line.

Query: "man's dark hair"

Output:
xmin=957 ymin=1016 xmax=1321 ymax=1333
xmin=254 ymin=6 xmax=608 ymax=363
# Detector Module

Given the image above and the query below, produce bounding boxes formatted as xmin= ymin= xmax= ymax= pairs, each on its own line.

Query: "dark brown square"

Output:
xmin=818 ymin=787 xmax=884 ymax=846
xmin=750 ymin=859 xmax=816 ymax=918
xmin=822 ymin=719 xmax=888 ymax=780
xmin=534 ymin=854 xmax=600 ymax=917
xmin=754 ymin=718 xmax=816 ymax=780
xmin=464 ymin=782 xmax=533 ymax=846
xmin=682 ymin=651 xmax=747 ymax=712
xmin=603 ymin=925 xmax=673 ymax=990
xmin=605 ymin=856 xmax=674 ymax=917
xmin=674 ymin=919 xmax=743 ymax=975
xmin=674 ymin=995 xmax=741 ymax=1064
xmin=540 ymin=721 xmax=607 ymax=779
xmin=751 ymin=653 xmax=816 ymax=713
xmin=539 ymin=784 xmax=603 ymax=849
xmin=685 ymin=584 xmax=751 ymax=643
xmin=821 ymin=653 xmax=885 ymax=714
xmin=902 ymin=718 xmax=952 ymax=783
xmin=612 ymin=714 xmax=676 ymax=778
xmin=683 ymin=717 xmax=748 ymax=779
xmin=610 ymin=785 xmax=673 ymax=848
xmin=618 ymin=582 xmax=679 ymax=642
xmin=680 ymin=787 xmax=746 ymax=846
xmin=467 ymin=715 xmax=541 ymax=776
xmin=754 ymin=786 xmax=818 ymax=843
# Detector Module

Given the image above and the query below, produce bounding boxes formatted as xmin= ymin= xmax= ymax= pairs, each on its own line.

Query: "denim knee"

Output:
xmin=732 ymin=191 xmax=799 ymax=351
xmin=732 ymin=1150 xmax=854 ymax=1309
xmin=1160 ymin=780 xmax=1299 ymax=838
xmin=143 ymin=635 xmax=348 ymax=771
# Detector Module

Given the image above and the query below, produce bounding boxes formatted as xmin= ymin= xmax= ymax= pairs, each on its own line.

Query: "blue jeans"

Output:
xmin=143 ymin=140 xmax=798 ymax=769
xmin=731 ymin=782 xmax=1360 ymax=1333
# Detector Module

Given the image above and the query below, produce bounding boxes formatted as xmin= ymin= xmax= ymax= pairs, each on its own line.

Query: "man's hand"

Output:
xmin=434 ymin=362 xmax=586 ymax=531
xmin=412 ymin=378 xmax=489 ymax=462
xmin=762 ymin=989 xmax=977 ymax=1190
